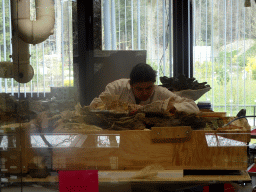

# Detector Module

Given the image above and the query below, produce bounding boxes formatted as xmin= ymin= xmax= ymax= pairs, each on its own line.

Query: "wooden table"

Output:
xmin=1 ymin=170 xmax=250 ymax=191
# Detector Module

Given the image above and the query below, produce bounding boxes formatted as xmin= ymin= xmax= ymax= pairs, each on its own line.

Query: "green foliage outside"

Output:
xmin=195 ymin=40 xmax=256 ymax=117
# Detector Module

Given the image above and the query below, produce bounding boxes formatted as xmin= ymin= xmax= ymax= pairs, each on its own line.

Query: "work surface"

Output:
xmin=6 ymin=170 xmax=250 ymax=183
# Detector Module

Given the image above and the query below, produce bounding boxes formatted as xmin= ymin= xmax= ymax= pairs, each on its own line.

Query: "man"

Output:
xmin=90 ymin=63 xmax=199 ymax=113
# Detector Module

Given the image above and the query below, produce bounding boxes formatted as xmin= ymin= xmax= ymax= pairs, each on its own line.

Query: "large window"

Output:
xmin=102 ymin=0 xmax=256 ymax=124
xmin=193 ymin=0 xmax=256 ymax=119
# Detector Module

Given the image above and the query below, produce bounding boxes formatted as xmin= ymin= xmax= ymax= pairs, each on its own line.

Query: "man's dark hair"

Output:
xmin=130 ymin=63 xmax=157 ymax=85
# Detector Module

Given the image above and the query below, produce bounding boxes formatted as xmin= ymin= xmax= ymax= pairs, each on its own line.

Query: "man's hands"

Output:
xmin=169 ymin=106 xmax=176 ymax=114
xmin=168 ymin=103 xmax=176 ymax=114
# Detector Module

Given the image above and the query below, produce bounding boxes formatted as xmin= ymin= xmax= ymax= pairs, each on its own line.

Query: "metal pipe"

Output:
xmin=211 ymin=0 xmax=214 ymax=111
xmin=169 ymin=0 xmax=172 ymax=77
xmin=36 ymin=44 xmax=39 ymax=97
xmin=68 ymin=0 xmax=71 ymax=87
xmin=111 ymin=0 xmax=116 ymax=50
xmin=163 ymin=0 xmax=166 ymax=76
xmin=61 ymin=0 xmax=65 ymax=86
xmin=43 ymin=42 xmax=45 ymax=97
xmin=151 ymin=0 xmax=153 ymax=66
xmin=131 ymin=0 xmax=134 ymax=49
xmin=118 ymin=0 xmax=120 ymax=49
xmin=236 ymin=0 xmax=239 ymax=113
xmin=18 ymin=83 xmax=20 ymax=98
xmin=157 ymin=0 xmax=159 ymax=81
xmin=104 ymin=0 xmax=111 ymax=50
xmin=188 ymin=0 xmax=190 ymax=78
xmin=193 ymin=0 xmax=195 ymax=79
xmin=223 ymin=116 xmax=256 ymax=127
xmin=224 ymin=0 xmax=227 ymax=112
xmin=125 ymin=0 xmax=127 ymax=49
xmin=24 ymin=83 xmax=26 ymax=98
xmin=0 ymin=46 xmax=2 ymax=93
xmin=243 ymin=7 xmax=246 ymax=108
xmin=9 ymin=0 xmax=13 ymax=95
xmin=145 ymin=0 xmax=146 ymax=50
xmin=230 ymin=0 xmax=233 ymax=115
xmin=205 ymin=0 xmax=208 ymax=84
xmin=254 ymin=106 xmax=255 ymax=127
xmin=3 ymin=0 xmax=7 ymax=93
xmin=30 ymin=45 xmax=33 ymax=97
xmin=138 ymin=0 xmax=141 ymax=50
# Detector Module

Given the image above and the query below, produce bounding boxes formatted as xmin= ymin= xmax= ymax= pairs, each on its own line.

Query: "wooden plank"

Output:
xmin=151 ymin=126 xmax=192 ymax=142
xmin=200 ymin=112 xmax=226 ymax=118
xmin=53 ymin=130 xmax=248 ymax=171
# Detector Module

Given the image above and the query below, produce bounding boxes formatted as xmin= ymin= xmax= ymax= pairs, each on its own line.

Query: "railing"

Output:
xmin=213 ymin=105 xmax=256 ymax=127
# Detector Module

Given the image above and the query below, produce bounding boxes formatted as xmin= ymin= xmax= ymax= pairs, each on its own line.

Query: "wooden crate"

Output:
xmin=52 ymin=127 xmax=250 ymax=171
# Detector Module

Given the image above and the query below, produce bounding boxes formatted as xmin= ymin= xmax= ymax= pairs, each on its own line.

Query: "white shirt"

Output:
xmin=90 ymin=78 xmax=199 ymax=113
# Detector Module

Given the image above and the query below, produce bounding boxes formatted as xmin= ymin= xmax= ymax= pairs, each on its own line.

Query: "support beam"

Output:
xmin=77 ymin=0 xmax=95 ymax=106
xmin=172 ymin=0 xmax=193 ymax=78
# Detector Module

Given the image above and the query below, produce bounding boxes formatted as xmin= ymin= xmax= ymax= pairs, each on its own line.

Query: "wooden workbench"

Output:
xmin=4 ymin=170 xmax=250 ymax=183
xmin=1 ymin=170 xmax=250 ymax=191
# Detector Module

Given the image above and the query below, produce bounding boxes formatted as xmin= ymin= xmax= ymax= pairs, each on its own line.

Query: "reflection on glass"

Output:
xmin=0 ymin=135 xmax=16 ymax=150
xmin=205 ymin=134 xmax=218 ymax=147
xmin=30 ymin=134 xmax=83 ymax=148
xmin=0 ymin=136 xmax=8 ymax=150
xmin=217 ymin=134 xmax=247 ymax=147
xmin=97 ymin=135 xmax=120 ymax=148
xmin=205 ymin=133 xmax=248 ymax=147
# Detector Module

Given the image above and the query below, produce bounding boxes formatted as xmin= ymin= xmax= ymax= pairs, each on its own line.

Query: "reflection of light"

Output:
xmin=30 ymin=135 xmax=77 ymax=148
xmin=0 ymin=135 xmax=16 ymax=150
xmin=97 ymin=135 xmax=120 ymax=148
xmin=0 ymin=136 xmax=8 ymax=150
xmin=205 ymin=133 xmax=247 ymax=147
xmin=205 ymin=134 xmax=218 ymax=147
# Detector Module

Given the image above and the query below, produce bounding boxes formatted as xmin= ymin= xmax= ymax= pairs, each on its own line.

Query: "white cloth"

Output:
xmin=90 ymin=79 xmax=199 ymax=113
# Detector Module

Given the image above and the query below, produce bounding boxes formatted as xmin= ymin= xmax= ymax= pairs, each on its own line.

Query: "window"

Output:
xmin=193 ymin=0 xmax=256 ymax=124
xmin=102 ymin=0 xmax=256 ymax=126
xmin=102 ymin=0 xmax=171 ymax=84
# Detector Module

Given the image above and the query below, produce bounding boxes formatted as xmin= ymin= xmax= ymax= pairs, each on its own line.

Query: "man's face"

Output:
xmin=130 ymin=81 xmax=155 ymax=101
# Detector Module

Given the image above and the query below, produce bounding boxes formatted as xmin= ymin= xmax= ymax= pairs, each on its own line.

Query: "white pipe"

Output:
xmin=0 ymin=0 xmax=55 ymax=83
xmin=12 ymin=32 xmax=34 ymax=83
xmin=11 ymin=0 xmax=55 ymax=45
xmin=0 ymin=31 xmax=34 ymax=83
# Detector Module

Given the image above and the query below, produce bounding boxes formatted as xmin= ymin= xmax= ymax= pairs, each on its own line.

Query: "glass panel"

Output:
xmin=0 ymin=0 xmax=252 ymax=191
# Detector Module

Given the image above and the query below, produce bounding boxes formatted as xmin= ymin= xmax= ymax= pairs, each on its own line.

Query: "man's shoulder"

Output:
xmin=106 ymin=79 xmax=130 ymax=89
xmin=154 ymin=85 xmax=175 ymax=97
xmin=155 ymin=85 xmax=171 ymax=92
xmin=109 ymin=78 xmax=130 ymax=85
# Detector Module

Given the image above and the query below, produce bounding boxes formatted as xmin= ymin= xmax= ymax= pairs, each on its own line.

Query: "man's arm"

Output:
xmin=155 ymin=86 xmax=200 ymax=114
xmin=89 ymin=80 xmax=122 ymax=109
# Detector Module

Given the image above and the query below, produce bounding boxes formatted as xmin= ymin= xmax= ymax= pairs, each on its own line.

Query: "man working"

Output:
xmin=90 ymin=63 xmax=199 ymax=113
